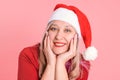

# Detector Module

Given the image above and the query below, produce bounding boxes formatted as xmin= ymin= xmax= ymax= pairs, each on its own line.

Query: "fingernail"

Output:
xmin=71 ymin=38 xmax=73 ymax=41
xmin=77 ymin=34 xmax=79 ymax=38
xmin=46 ymin=32 xmax=48 ymax=36
xmin=75 ymin=34 xmax=77 ymax=37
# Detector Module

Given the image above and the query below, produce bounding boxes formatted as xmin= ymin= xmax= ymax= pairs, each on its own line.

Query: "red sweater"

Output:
xmin=18 ymin=43 xmax=90 ymax=80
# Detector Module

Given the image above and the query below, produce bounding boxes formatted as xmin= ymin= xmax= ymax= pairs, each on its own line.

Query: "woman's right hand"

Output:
xmin=43 ymin=32 xmax=56 ymax=65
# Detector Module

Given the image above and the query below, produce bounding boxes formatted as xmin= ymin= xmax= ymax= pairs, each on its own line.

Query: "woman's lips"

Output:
xmin=54 ymin=42 xmax=66 ymax=47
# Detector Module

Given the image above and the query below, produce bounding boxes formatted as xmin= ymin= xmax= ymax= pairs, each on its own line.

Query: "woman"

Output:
xmin=18 ymin=4 xmax=97 ymax=80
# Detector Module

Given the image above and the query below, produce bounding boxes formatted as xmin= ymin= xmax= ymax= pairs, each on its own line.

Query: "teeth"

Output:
xmin=55 ymin=43 xmax=65 ymax=46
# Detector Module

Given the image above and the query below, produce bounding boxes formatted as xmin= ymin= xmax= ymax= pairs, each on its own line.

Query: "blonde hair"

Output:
xmin=39 ymin=22 xmax=81 ymax=80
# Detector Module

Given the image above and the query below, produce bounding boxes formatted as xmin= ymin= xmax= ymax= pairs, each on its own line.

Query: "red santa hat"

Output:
xmin=48 ymin=4 xmax=98 ymax=61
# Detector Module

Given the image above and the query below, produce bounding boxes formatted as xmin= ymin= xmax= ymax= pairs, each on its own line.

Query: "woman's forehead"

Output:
xmin=49 ymin=20 xmax=74 ymax=28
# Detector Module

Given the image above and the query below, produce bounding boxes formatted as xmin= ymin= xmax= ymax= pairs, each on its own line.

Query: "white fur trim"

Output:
xmin=83 ymin=46 xmax=98 ymax=61
xmin=48 ymin=8 xmax=81 ymax=38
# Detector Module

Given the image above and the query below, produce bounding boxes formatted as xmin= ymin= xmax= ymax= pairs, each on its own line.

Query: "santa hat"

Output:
xmin=48 ymin=4 xmax=98 ymax=61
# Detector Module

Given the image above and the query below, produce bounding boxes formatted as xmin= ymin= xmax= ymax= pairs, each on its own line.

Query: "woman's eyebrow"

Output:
xmin=65 ymin=25 xmax=73 ymax=28
xmin=50 ymin=23 xmax=58 ymax=26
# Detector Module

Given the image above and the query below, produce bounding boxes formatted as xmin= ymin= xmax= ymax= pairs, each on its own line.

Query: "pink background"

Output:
xmin=0 ymin=0 xmax=120 ymax=80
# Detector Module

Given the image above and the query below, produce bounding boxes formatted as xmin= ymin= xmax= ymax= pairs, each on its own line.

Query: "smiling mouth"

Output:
xmin=54 ymin=42 xmax=66 ymax=47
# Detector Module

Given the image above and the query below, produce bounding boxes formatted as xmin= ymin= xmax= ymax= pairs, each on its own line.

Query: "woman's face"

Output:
xmin=47 ymin=20 xmax=76 ymax=55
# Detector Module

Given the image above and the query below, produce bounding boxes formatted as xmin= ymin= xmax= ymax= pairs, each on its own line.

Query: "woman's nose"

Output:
xmin=55 ymin=31 xmax=64 ymax=40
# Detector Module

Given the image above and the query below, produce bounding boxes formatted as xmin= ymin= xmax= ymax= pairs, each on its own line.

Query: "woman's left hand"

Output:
xmin=57 ymin=34 xmax=78 ymax=64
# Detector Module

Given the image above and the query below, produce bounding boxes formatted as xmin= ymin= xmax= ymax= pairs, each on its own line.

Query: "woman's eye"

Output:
xmin=49 ymin=27 xmax=57 ymax=31
xmin=64 ymin=29 xmax=71 ymax=32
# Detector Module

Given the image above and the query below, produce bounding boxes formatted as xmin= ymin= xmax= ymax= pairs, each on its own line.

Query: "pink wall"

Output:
xmin=0 ymin=0 xmax=120 ymax=80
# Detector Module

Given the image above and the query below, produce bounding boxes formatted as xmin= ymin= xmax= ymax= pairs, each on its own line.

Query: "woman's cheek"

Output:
xmin=67 ymin=37 xmax=73 ymax=45
xmin=48 ymin=33 xmax=53 ymax=47
xmin=69 ymin=35 xmax=74 ymax=41
xmin=50 ymin=37 xmax=54 ymax=47
xmin=49 ymin=32 xmax=54 ymax=40
xmin=68 ymin=36 xmax=74 ymax=45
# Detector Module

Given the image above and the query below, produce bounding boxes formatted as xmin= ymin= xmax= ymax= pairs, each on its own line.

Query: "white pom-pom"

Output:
xmin=83 ymin=46 xmax=98 ymax=61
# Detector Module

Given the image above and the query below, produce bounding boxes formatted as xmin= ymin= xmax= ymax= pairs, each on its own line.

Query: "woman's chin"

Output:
xmin=52 ymin=46 xmax=68 ymax=55
xmin=53 ymin=49 xmax=66 ymax=55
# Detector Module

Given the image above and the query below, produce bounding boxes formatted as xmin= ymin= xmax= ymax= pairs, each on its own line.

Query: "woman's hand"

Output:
xmin=43 ymin=32 xmax=56 ymax=65
xmin=41 ymin=33 xmax=56 ymax=80
xmin=57 ymin=34 xmax=78 ymax=64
